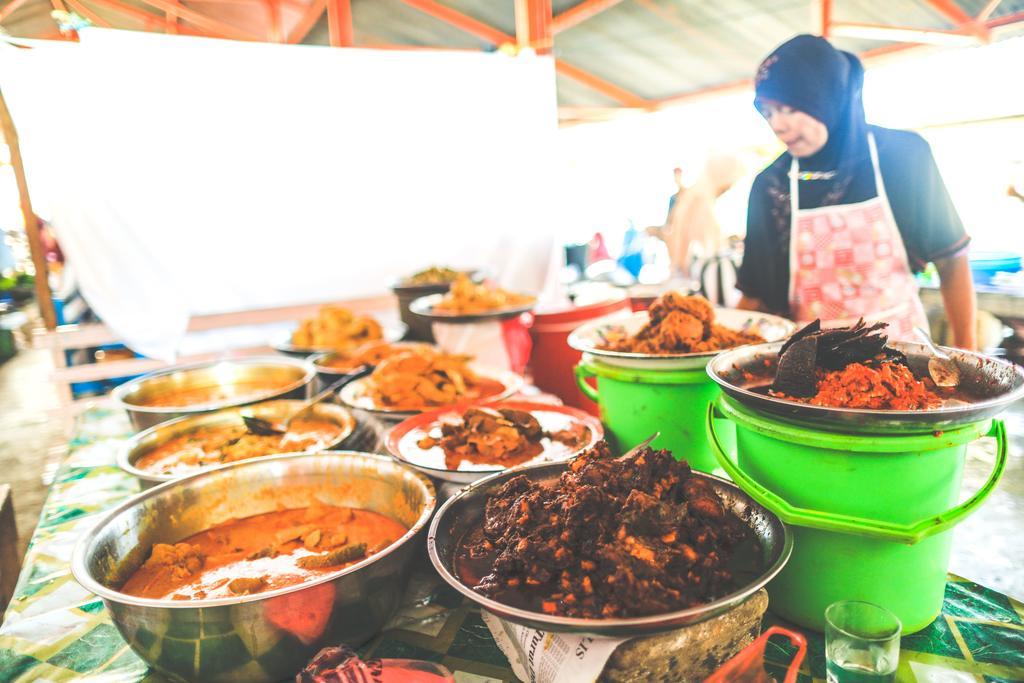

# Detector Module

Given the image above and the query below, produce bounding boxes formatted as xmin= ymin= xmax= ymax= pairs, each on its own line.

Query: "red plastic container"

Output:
xmin=528 ymin=289 xmax=629 ymax=415
xmin=704 ymin=626 xmax=807 ymax=683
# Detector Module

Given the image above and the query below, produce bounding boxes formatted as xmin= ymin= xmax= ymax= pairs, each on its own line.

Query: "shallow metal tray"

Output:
xmin=427 ymin=461 xmax=792 ymax=636
xmin=408 ymin=292 xmax=535 ymax=324
xmin=707 ymin=341 xmax=1024 ymax=434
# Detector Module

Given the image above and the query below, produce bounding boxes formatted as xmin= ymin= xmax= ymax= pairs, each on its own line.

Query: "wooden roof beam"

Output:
xmin=555 ymin=59 xmax=650 ymax=107
xmin=924 ymin=0 xmax=990 ymax=40
xmin=79 ymin=0 xmax=213 ymax=35
xmin=397 ymin=0 xmax=514 ymax=46
xmin=552 ymin=0 xmax=626 ymax=34
xmin=0 ymin=0 xmax=32 ymax=22
xmin=976 ymin=0 xmax=1002 ymax=22
xmin=287 ymin=0 xmax=325 ymax=43
xmin=133 ymin=0 xmax=263 ymax=40
xmin=326 ymin=0 xmax=352 ymax=46
xmin=397 ymin=0 xmax=648 ymax=107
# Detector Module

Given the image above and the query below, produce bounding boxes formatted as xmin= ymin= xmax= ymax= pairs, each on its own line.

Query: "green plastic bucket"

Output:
xmin=575 ymin=356 xmax=729 ymax=473
xmin=706 ymin=395 xmax=1008 ymax=634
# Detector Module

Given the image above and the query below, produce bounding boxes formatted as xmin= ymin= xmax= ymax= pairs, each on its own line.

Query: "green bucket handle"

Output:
xmin=706 ymin=403 xmax=1008 ymax=545
xmin=574 ymin=361 xmax=601 ymax=403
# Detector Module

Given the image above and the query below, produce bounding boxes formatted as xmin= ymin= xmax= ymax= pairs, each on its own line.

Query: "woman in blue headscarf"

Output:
xmin=737 ymin=35 xmax=976 ymax=349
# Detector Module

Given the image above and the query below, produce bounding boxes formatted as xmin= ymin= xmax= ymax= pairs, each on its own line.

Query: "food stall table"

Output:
xmin=1 ymin=407 xmax=1022 ymax=683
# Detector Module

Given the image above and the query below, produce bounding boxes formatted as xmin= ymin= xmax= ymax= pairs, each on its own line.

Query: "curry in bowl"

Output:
xmin=121 ymin=503 xmax=406 ymax=601
xmin=134 ymin=418 xmax=347 ymax=477
xmin=133 ymin=382 xmax=294 ymax=408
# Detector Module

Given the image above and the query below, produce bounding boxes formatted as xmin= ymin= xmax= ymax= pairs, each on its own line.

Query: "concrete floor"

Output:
xmin=1 ymin=347 xmax=1022 ymax=600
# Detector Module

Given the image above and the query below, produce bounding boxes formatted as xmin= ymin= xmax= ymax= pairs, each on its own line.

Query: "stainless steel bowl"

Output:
xmin=112 ymin=357 xmax=316 ymax=431
xmin=72 ymin=451 xmax=436 ymax=683
xmin=427 ymin=462 xmax=792 ymax=636
xmin=118 ymin=400 xmax=358 ymax=489
xmin=309 ymin=342 xmax=431 ymax=392
xmin=271 ymin=320 xmax=408 ymax=358
xmin=707 ymin=340 xmax=1024 ymax=433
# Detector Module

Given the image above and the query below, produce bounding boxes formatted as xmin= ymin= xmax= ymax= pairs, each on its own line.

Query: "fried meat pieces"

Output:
xmin=468 ymin=441 xmax=751 ymax=619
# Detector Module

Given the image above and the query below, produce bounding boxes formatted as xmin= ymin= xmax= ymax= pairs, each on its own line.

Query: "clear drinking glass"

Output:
xmin=825 ymin=601 xmax=902 ymax=683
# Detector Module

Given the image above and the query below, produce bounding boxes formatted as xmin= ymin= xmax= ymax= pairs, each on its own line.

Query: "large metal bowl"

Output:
xmin=707 ymin=340 xmax=1024 ymax=433
xmin=427 ymin=461 xmax=792 ymax=636
xmin=71 ymin=451 xmax=436 ymax=683
xmin=118 ymin=400 xmax=358 ymax=489
xmin=271 ymin=320 xmax=408 ymax=358
xmin=112 ymin=357 xmax=316 ymax=431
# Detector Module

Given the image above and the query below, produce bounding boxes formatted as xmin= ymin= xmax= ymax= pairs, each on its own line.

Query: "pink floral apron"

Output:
xmin=788 ymin=133 xmax=928 ymax=340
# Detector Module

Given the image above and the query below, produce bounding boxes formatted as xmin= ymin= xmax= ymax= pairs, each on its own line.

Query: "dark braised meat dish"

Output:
xmin=456 ymin=441 xmax=753 ymax=618
xmin=771 ymin=319 xmax=943 ymax=409
xmin=418 ymin=407 xmax=592 ymax=469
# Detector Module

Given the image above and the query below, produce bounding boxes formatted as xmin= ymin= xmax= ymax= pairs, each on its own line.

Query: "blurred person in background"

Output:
xmin=665 ymin=154 xmax=744 ymax=275
xmin=737 ymin=35 xmax=976 ymax=349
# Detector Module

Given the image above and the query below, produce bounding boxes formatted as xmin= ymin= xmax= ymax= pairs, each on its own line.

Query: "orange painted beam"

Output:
xmin=555 ymin=59 xmax=649 ymax=107
xmin=0 ymin=0 xmax=32 ymax=22
xmin=976 ymin=0 xmax=1002 ymax=22
xmin=165 ymin=0 xmax=178 ymax=33
xmin=924 ymin=0 xmax=974 ymax=26
xmin=134 ymin=0 xmax=262 ymax=39
xmin=396 ymin=0 xmax=647 ymax=107
xmin=50 ymin=0 xmax=68 ymax=13
xmin=924 ymin=0 xmax=989 ymax=39
xmin=552 ymin=0 xmax=625 ymax=34
xmin=398 ymin=0 xmax=513 ymax=46
xmin=986 ymin=8 xmax=1023 ymax=27
xmin=64 ymin=0 xmax=110 ymax=26
xmin=820 ymin=0 xmax=832 ymax=37
xmin=515 ymin=0 xmax=552 ymax=52
xmin=287 ymin=0 xmax=324 ymax=43
xmin=83 ymin=0 xmax=216 ymax=35
xmin=264 ymin=0 xmax=282 ymax=41
xmin=326 ymin=0 xmax=352 ymax=46
xmin=650 ymin=9 xmax=1024 ymax=110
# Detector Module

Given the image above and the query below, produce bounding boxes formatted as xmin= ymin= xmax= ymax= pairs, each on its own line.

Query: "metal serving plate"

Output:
xmin=391 ymin=269 xmax=483 ymax=295
xmin=119 ymin=399 xmax=358 ymax=489
xmin=408 ymin=293 xmax=536 ymax=324
xmin=112 ymin=356 xmax=315 ymax=432
xmin=428 ymin=462 xmax=792 ymax=636
xmin=384 ymin=400 xmax=604 ymax=485
xmin=707 ymin=340 xmax=1024 ymax=434
xmin=568 ymin=309 xmax=797 ymax=371
xmin=338 ymin=367 xmax=524 ymax=422
xmin=72 ymin=451 xmax=436 ymax=683
xmin=272 ymin=319 xmax=407 ymax=358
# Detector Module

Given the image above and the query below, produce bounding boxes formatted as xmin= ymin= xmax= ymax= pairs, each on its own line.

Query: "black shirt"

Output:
xmin=737 ymin=125 xmax=970 ymax=315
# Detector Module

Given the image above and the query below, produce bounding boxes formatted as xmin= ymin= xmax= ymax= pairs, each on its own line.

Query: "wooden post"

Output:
xmin=0 ymin=88 xmax=56 ymax=330
xmin=0 ymin=485 xmax=17 ymax=614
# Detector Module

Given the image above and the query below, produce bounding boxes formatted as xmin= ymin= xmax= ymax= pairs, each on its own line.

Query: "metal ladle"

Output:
xmin=914 ymin=326 xmax=961 ymax=388
xmin=242 ymin=367 xmax=371 ymax=436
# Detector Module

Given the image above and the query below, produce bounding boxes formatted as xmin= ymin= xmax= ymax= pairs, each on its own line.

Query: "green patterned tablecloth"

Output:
xmin=1 ymin=407 xmax=1022 ymax=682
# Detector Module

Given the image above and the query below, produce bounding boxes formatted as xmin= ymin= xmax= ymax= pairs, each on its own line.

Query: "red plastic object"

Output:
xmin=528 ymin=292 xmax=629 ymax=415
xmin=704 ymin=626 xmax=807 ymax=683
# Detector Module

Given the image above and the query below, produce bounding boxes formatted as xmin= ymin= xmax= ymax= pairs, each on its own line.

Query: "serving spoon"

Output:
xmin=242 ymin=367 xmax=372 ymax=436
xmin=620 ymin=432 xmax=660 ymax=459
xmin=914 ymin=326 xmax=961 ymax=388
